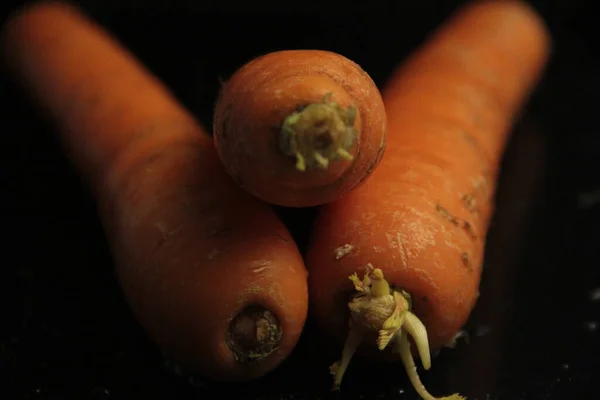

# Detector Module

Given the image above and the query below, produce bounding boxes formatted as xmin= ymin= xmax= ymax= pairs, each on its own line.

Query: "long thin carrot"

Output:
xmin=213 ymin=50 xmax=387 ymax=207
xmin=1 ymin=2 xmax=308 ymax=382
xmin=305 ymin=1 xmax=551 ymax=398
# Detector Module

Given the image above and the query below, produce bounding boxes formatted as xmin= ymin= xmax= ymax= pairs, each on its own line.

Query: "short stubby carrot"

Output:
xmin=1 ymin=2 xmax=308 ymax=382
xmin=213 ymin=49 xmax=387 ymax=207
xmin=305 ymin=1 xmax=551 ymax=398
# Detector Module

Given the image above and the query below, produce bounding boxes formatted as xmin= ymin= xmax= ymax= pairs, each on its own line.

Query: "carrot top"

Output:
xmin=330 ymin=265 xmax=465 ymax=400
xmin=280 ymin=92 xmax=357 ymax=171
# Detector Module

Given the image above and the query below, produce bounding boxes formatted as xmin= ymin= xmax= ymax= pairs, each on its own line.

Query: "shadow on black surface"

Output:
xmin=1 ymin=3 xmax=600 ymax=400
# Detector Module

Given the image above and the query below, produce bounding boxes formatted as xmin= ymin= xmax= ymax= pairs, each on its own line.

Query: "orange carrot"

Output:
xmin=305 ymin=1 xmax=551 ymax=398
xmin=213 ymin=49 xmax=387 ymax=207
xmin=1 ymin=2 xmax=308 ymax=382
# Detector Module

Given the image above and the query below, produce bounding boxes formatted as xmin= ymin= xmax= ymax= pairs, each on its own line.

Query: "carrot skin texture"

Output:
xmin=1 ymin=2 xmax=308 ymax=381
xmin=213 ymin=50 xmax=387 ymax=208
xmin=306 ymin=0 xmax=551 ymax=353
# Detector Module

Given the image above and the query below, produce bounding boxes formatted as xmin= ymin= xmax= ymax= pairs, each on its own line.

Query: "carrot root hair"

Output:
xmin=330 ymin=266 xmax=466 ymax=400
xmin=279 ymin=92 xmax=358 ymax=171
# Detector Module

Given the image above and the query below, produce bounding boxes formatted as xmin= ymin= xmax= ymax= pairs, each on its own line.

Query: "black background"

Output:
xmin=1 ymin=1 xmax=600 ymax=399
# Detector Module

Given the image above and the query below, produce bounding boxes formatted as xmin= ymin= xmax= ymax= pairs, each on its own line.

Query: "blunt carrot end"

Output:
xmin=213 ymin=49 xmax=387 ymax=207
xmin=279 ymin=92 xmax=358 ymax=172
xmin=1 ymin=2 xmax=310 ymax=382
xmin=227 ymin=306 xmax=282 ymax=364
xmin=333 ymin=266 xmax=464 ymax=400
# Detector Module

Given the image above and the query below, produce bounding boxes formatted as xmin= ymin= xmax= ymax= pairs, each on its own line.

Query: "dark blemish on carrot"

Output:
xmin=227 ymin=306 xmax=282 ymax=364
xmin=357 ymin=143 xmax=385 ymax=186
xmin=474 ymin=171 xmax=493 ymax=198
xmin=461 ymin=251 xmax=472 ymax=271
xmin=459 ymin=129 xmax=492 ymax=163
xmin=461 ymin=193 xmax=478 ymax=213
xmin=273 ymin=232 xmax=290 ymax=243
xmin=460 ymin=130 xmax=479 ymax=147
xmin=436 ymin=204 xmax=478 ymax=240
xmin=365 ymin=157 xmax=378 ymax=176
xmin=463 ymin=174 xmax=493 ymax=211
xmin=366 ymin=143 xmax=385 ymax=175
xmin=462 ymin=221 xmax=477 ymax=239
xmin=436 ymin=204 xmax=459 ymax=225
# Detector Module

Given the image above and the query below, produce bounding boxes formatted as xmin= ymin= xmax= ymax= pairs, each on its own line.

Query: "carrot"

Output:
xmin=1 ymin=2 xmax=308 ymax=382
xmin=305 ymin=1 xmax=551 ymax=398
xmin=212 ymin=49 xmax=387 ymax=207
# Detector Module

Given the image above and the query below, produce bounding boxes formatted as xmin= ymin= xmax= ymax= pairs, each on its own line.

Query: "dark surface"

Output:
xmin=1 ymin=1 xmax=600 ymax=399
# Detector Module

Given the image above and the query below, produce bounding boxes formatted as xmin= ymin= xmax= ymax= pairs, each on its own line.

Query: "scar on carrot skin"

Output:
xmin=461 ymin=172 xmax=494 ymax=214
xmin=472 ymin=175 xmax=488 ymax=190
xmin=330 ymin=265 xmax=466 ymax=400
xmin=458 ymin=129 xmax=489 ymax=163
xmin=461 ymin=193 xmax=478 ymax=214
xmin=460 ymin=252 xmax=473 ymax=271
xmin=473 ymin=173 xmax=493 ymax=200
xmin=435 ymin=204 xmax=477 ymax=240
xmin=273 ymin=232 xmax=290 ymax=243
xmin=227 ymin=306 xmax=282 ymax=364
xmin=460 ymin=130 xmax=479 ymax=147
xmin=333 ymin=244 xmax=354 ymax=260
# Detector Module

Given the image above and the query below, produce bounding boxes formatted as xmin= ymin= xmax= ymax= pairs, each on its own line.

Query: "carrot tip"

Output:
xmin=279 ymin=92 xmax=358 ymax=172
xmin=226 ymin=306 xmax=282 ymax=364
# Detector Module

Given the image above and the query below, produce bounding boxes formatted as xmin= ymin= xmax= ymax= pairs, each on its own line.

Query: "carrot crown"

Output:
xmin=279 ymin=93 xmax=357 ymax=171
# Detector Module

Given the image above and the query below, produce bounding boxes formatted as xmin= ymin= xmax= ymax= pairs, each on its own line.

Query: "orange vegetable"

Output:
xmin=213 ymin=49 xmax=387 ymax=207
xmin=1 ymin=2 xmax=308 ymax=382
xmin=305 ymin=1 xmax=551 ymax=398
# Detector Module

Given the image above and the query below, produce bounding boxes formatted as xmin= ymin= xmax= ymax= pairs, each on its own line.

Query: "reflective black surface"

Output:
xmin=1 ymin=2 xmax=599 ymax=399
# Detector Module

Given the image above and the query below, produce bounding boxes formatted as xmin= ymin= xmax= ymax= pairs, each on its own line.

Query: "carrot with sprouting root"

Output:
xmin=305 ymin=1 xmax=551 ymax=398
xmin=1 ymin=2 xmax=308 ymax=381
xmin=213 ymin=49 xmax=387 ymax=207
